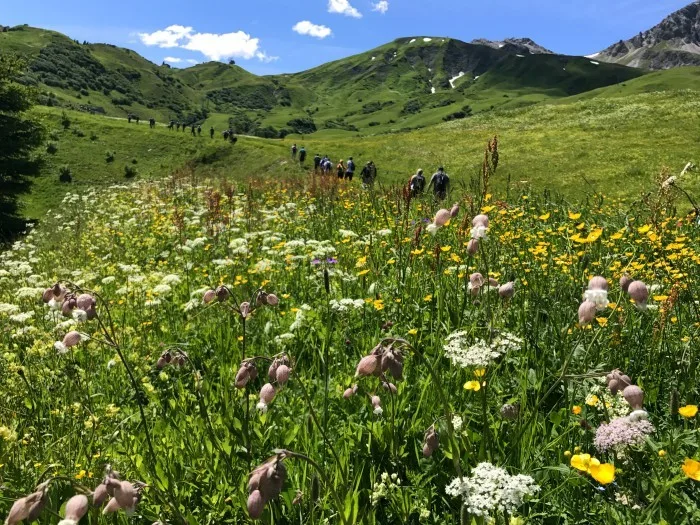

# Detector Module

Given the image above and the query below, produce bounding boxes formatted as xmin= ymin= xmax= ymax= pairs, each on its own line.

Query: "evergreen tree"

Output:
xmin=0 ymin=55 xmax=44 ymax=242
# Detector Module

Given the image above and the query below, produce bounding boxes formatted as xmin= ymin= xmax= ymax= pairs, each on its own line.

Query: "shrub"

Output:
xmin=71 ymin=127 xmax=85 ymax=138
xmin=90 ymin=131 xmax=98 ymax=141
xmin=105 ymin=151 xmax=115 ymax=163
xmin=60 ymin=111 xmax=71 ymax=129
xmin=58 ymin=165 xmax=72 ymax=183
xmin=124 ymin=165 xmax=138 ymax=178
xmin=401 ymin=99 xmax=422 ymax=115
xmin=368 ymin=121 xmax=380 ymax=127
xmin=286 ymin=118 xmax=317 ymax=135
xmin=49 ymin=130 xmax=60 ymax=141
xmin=131 ymin=158 xmax=138 ymax=165
xmin=46 ymin=142 xmax=58 ymax=154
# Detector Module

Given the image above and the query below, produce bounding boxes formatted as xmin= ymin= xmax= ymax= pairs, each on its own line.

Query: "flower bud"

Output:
xmin=371 ymin=395 xmax=381 ymax=408
xmin=382 ymin=381 xmax=398 ymax=394
xmin=355 ymin=354 xmax=379 ymax=377
xmin=266 ymin=294 xmax=279 ymax=306
xmin=470 ymin=273 xmax=484 ymax=288
xmin=343 ymin=387 xmax=355 ymax=399
xmin=381 ymin=351 xmax=404 ymax=380
xmin=156 ymin=356 xmax=168 ymax=369
xmin=113 ymin=481 xmax=137 ymax=510
xmin=450 ymin=204 xmax=459 ymax=218
xmin=5 ymin=496 xmax=30 ymax=525
xmin=275 ymin=364 xmax=290 ymax=386
xmin=76 ymin=293 xmax=96 ymax=311
xmin=434 ymin=209 xmax=451 ymax=227
xmin=63 ymin=331 xmax=83 ymax=348
xmin=627 ymin=281 xmax=648 ymax=309
xmin=85 ymin=306 xmax=97 ymax=320
xmin=422 ymin=443 xmax=433 ymax=457
xmin=215 ymin=286 xmax=229 ymax=302
xmin=26 ymin=490 xmax=49 ymax=521
xmin=247 ymin=362 xmax=258 ymax=381
xmin=62 ymin=297 xmax=77 ymax=317
xmin=53 ymin=283 xmax=67 ymax=301
xmin=102 ymin=498 xmax=121 ymax=514
xmin=578 ymin=301 xmax=597 ymax=325
xmin=500 ymin=403 xmax=520 ymax=420
xmin=64 ymin=494 xmax=89 ymax=521
xmin=247 ymin=490 xmax=265 ymax=519
xmin=268 ymin=359 xmax=280 ymax=381
xmin=240 ymin=302 xmax=251 ymax=318
xmin=92 ymin=483 xmax=109 ymax=506
xmin=260 ymin=383 xmax=276 ymax=405
xmin=235 ymin=366 xmax=250 ymax=388
xmin=588 ymin=276 xmax=609 ymax=291
xmin=499 ymin=282 xmax=515 ymax=299
xmin=467 ymin=238 xmax=479 ymax=255
xmin=488 ymin=277 xmax=499 ymax=288
xmin=256 ymin=460 xmax=286 ymax=502
xmin=619 ymin=274 xmax=632 ymax=293
xmin=623 ymin=385 xmax=644 ymax=410
xmin=202 ymin=289 xmax=216 ymax=304
xmin=42 ymin=288 xmax=54 ymax=303
xmin=472 ymin=214 xmax=489 ymax=227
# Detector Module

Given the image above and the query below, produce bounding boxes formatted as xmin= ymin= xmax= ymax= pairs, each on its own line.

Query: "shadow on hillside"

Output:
xmin=0 ymin=178 xmax=35 ymax=245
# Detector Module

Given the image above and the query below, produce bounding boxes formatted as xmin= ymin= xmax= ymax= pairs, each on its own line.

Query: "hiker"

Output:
xmin=291 ymin=144 xmax=298 ymax=160
xmin=176 ymin=122 xmax=180 ymax=131
xmin=299 ymin=146 xmax=307 ymax=164
xmin=191 ymin=124 xmax=196 ymax=136
xmin=314 ymin=154 xmax=322 ymax=173
xmin=345 ymin=157 xmax=356 ymax=181
xmin=230 ymin=131 xmax=237 ymax=144
xmin=210 ymin=126 xmax=215 ymax=139
xmin=427 ymin=166 xmax=450 ymax=200
xmin=197 ymin=125 xmax=202 ymax=136
xmin=182 ymin=123 xmax=186 ymax=132
xmin=223 ymin=130 xmax=229 ymax=140
xmin=361 ymin=161 xmax=377 ymax=186
xmin=127 ymin=114 xmax=132 ymax=124
xmin=168 ymin=120 xmax=174 ymax=130
xmin=336 ymin=160 xmax=345 ymax=179
xmin=135 ymin=116 xmax=140 ymax=124
xmin=408 ymin=169 xmax=426 ymax=197
xmin=149 ymin=118 xmax=156 ymax=129
xmin=323 ymin=157 xmax=332 ymax=176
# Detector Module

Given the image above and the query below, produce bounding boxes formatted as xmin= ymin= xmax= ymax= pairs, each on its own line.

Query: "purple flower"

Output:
xmin=326 ymin=258 xmax=338 ymax=265
xmin=594 ymin=415 xmax=655 ymax=452
xmin=311 ymin=259 xmax=321 ymax=266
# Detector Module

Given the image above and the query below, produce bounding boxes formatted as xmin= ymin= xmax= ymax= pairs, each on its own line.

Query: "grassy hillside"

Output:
xmin=1 ymin=25 xmax=649 ymax=138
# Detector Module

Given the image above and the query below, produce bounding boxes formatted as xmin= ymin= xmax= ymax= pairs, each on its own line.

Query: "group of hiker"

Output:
xmin=291 ymin=144 xmax=450 ymax=198
xmin=163 ymin=121 xmax=238 ymax=143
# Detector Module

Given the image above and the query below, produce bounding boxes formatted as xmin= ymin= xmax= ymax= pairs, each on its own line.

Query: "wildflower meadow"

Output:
xmin=0 ymin=156 xmax=699 ymax=524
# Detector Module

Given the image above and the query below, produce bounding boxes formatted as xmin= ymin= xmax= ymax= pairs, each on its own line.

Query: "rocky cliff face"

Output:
xmin=471 ymin=37 xmax=553 ymax=55
xmin=597 ymin=1 xmax=700 ymax=69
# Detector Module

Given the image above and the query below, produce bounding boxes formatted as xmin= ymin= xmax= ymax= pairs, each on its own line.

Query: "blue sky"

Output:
xmin=2 ymin=0 xmax=692 ymax=74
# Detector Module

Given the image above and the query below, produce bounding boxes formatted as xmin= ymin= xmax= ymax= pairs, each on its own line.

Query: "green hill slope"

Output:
xmin=1 ymin=25 xmax=649 ymax=136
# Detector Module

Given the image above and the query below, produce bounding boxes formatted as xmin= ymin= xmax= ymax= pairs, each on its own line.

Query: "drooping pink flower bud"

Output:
xmin=64 ymin=494 xmax=89 ymax=521
xmin=102 ymin=497 xmax=121 ymax=514
xmin=355 ymin=354 xmax=379 ymax=377
xmin=42 ymin=288 xmax=54 ymax=303
xmin=371 ymin=395 xmax=381 ymax=408
xmin=202 ymin=289 xmax=217 ymax=304
xmin=235 ymin=366 xmax=251 ymax=388
xmin=422 ymin=443 xmax=433 ymax=457
xmin=450 ymin=204 xmax=459 ymax=218
xmin=113 ymin=481 xmax=137 ymax=511
xmin=343 ymin=384 xmax=358 ymax=399
xmin=434 ymin=209 xmax=451 ymax=227
xmin=240 ymin=302 xmax=251 ymax=318
xmin=467 ymin=238 xmax=479 ymax=255
xmin=275 ymin=365 xmax=290 ymax=386
xmin=499 ymin=282 xmax=515 ymax=299
xmin=623 ymin=385 xmax=644 ymax=410
xmin=247 ymin=362 xmax=258 ymax=381
xmin=247 ymin=490 xmax=265 ymax=519
xmin=76 ymin=293 xmax=96 ymax=310
xmin=382 ymin=381 xmax=398 ymax=394
xmin=619 ymin=274 xmax=632 ymax=293
xmin=5 ymin=495 xmax=30 ymax=525
xmin=472 ymin=214 xmax=489 ymax=228
xmin=588 ymin=276 xmax=609 ymax=291
xmin=215 ymin=286 xmax=230 ymax=302
xmin=61 ymin=297 xmax=77 ymax=317
xmin=488 ymin=277 xmax=499 ymax=288
xmin=93 ymin=483 xmax=109 ymax=506
xmin=53 ymin=283 xmax=67 ymax=301
xmin=578 ymin=301 xmax=597 ymax=325
xmin=266 ymin=294 xmax=279 ymax=306
xmin=63 ymin=331 xmax=83 ymax=348
xmin=26 ymin=489 xmax=48 ymax=521
xmin=470 ymin=273 xmax=484 ymax=288
xmin=423 ymin=426 xmax=439 ymax=457
xmin=268 ymin=359 xmax=280 ymax=381
xmin=260 ymin=383 xmax=276 ymax=405
xmin=627 ymin=281 xmax=648 ymax=309
xmin=256 ymin=460 xmax=287 ymax=502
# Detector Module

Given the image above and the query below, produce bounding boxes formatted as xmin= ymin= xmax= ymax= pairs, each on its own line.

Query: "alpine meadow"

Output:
xmin=1 ymin=2 xmax=700 ymax=525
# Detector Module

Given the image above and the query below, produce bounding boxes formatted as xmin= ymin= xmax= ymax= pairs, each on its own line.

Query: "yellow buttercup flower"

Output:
xmin=539 ymin=212 xmax=550 ymax=221
xmin=568 ymin=211 xmax=581 ymax=220
xmin=474 ymin=368 xmax=486 ymax=378
xmin=679 ymin=405 xmax=698 ymax=418
xmin=585 ymin=395 xmax=599 ymax=407
xmin=408 ymin=329 xmax=418 ymax=335
xmin=464 ymin=381 xmax=481 ymax=392
xmin=572 ymin=405 xmax=582 ymax=415
xmin=682 ymin=458 xmax=700 ymax=481
xmin=588 ymin=462 xmax=615 ymax=485
xmin=570 ymin=454 xmax=591 ymax=472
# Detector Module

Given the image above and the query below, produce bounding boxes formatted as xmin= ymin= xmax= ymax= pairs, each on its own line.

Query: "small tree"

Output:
xmin=60 ymin=110 xmax=71 ymax=130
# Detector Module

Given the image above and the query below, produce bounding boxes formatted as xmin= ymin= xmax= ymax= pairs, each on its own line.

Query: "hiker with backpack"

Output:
xmin=336 ymin=160 xmax=345 ymax=179
xmin=210 ymin=126 xmax=215 ymax=139
xmin=427 ymin=166 xmax=450 ymax=200
xmin=409 ymin=169 xmax=426 ymax=197
xmin=361 ymin=161 xmax=377 ymax=186
xmin=197 ymin=125 xmax=202 ymax=136
xmin=299 ymin=146 xmax=307 ymax=165
xmin=314 ymin=154 xmax=322 ymax=173
xmin=323 ymin=157 xmax=332 ymax=175
xmin=291 ymin=144 xmax=298 ymax=160
xmin=345 ymin=157 xmax=356 ymax=181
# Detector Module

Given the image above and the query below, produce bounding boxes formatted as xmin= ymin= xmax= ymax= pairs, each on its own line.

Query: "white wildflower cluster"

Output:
xmin=375 ymin=229 xmax=392 ymax=237
xmin=152 ymin=284 xmax=172 ymax=295
xmin=371 ymin=472 xmax=401 ymax=506
xmin=452 ymin=414 xmax=464 ymax=432
xmin=290 ymin=304 xmax=312 ymax=331
xmin=586 ymin=380 xmax=632 ymax=419
xmin=445 ymin=463 xmax=539 ymax=517
xmin=470 ymin=224 xmax=488 ymax=240
xmin=228 ymin=238 xmax=248 ymax=255
xmin=329 ymin=298 xmax=365 ymax=313
xmin=0 ymin=303 xmax=20 ymax=315
xmin=444 ymin=331 xmax=522 ymax=368
xmin=274 ymin=332 xmax=295 ymax=346
xmin=339 ymin=229 xmax=358 ymax=238
xmin=583 ymin=288 xmax=609 ymax=310
xmin=9 ymin=311 xmax=34 ymax=324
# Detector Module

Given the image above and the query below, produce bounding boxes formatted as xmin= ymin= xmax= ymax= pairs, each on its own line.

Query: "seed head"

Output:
xmin=260 ymin=383 xmax=276 ymax=405
xmin=623 ymin=385 xmax=645 ymax=410
xmin=499 ymin=282 xmax=515 ymax=299
xmin=627 ymin=281 xmax=649 ymax=309
xmin=467 ymin=238 xmax=479 ymax=255
xmin=500 ymin=403 xmax=520 ymax=420
xmin=202 ymin=289 xmax=217 ymax=304
xmin=578 ymin=301 xmax=597 ymax=325
xmin=588 ymin=276 xmax=609 ymax=291
xmin=472 ymin=214 xmax=489 ymax=228
xmin=434 ymin=209 xmax=451 ymax=227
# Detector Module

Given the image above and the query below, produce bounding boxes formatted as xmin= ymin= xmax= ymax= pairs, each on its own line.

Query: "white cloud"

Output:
xmin=293 ymin=21 xmax=332 ymax=39
xmin=139 ymin=25 xmax=192 ymax=48
xmin=328 ymin=0 xmax=362 ymax=18
xmin=139 ymin=25 xmax=273 ymax=62
xmin=372 ymin=1 xmax=389 ymax=14
xmin=256 ymin=52 xmax=279 ymax=63
xmin=186 ymin=59 xmax=199 ymax=64
xmin=163 ymin=56 xmax=182 ymax=63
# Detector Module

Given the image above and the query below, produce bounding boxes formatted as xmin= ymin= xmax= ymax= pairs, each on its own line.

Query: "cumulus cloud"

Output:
xmin=328 ymin=0 xmax=362 ymax=18
xmin=372 ymin=1 xmax=389 ymax=14
xmin=186 ymin=59 xmax=199 ymax=64
xmin=163 ymin=56 xmax=182 ymax=63
xmin=293 ymin=21 xmax=332 ymax=39
xmin=139 ymin=25 xmax=192 ymax=48
xmin=139 ymin=25 xmax=274 ymax=62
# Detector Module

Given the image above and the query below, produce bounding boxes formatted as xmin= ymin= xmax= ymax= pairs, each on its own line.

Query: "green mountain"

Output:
xmin=1 ymin=24 xmax=645 ymax=136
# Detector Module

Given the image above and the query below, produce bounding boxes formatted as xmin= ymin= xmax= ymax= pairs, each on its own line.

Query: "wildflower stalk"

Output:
xmin=381 ymin=338 xmax=463 ymax=477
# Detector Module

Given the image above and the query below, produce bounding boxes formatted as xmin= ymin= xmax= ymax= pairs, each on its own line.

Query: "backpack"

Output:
xmin=434 ymin=173 xmax=447 ymax=192
xmin=412 ymin=174 xmax=425 ymax=191
xmin=347 ymin=160 xmax=355 ymax=172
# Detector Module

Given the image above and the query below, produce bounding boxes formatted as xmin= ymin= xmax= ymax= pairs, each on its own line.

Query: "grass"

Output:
xmin=0 ymin=167 xmax=698 ymax=524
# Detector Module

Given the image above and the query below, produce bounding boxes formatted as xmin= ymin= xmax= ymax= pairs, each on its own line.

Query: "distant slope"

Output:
xmin=471 ymin=37 xmax=553 ymax=55
xmin=597 ymin=1 xmax=700 ymax=69
xmin=1 ymin=25 xmax=646 ymax=136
